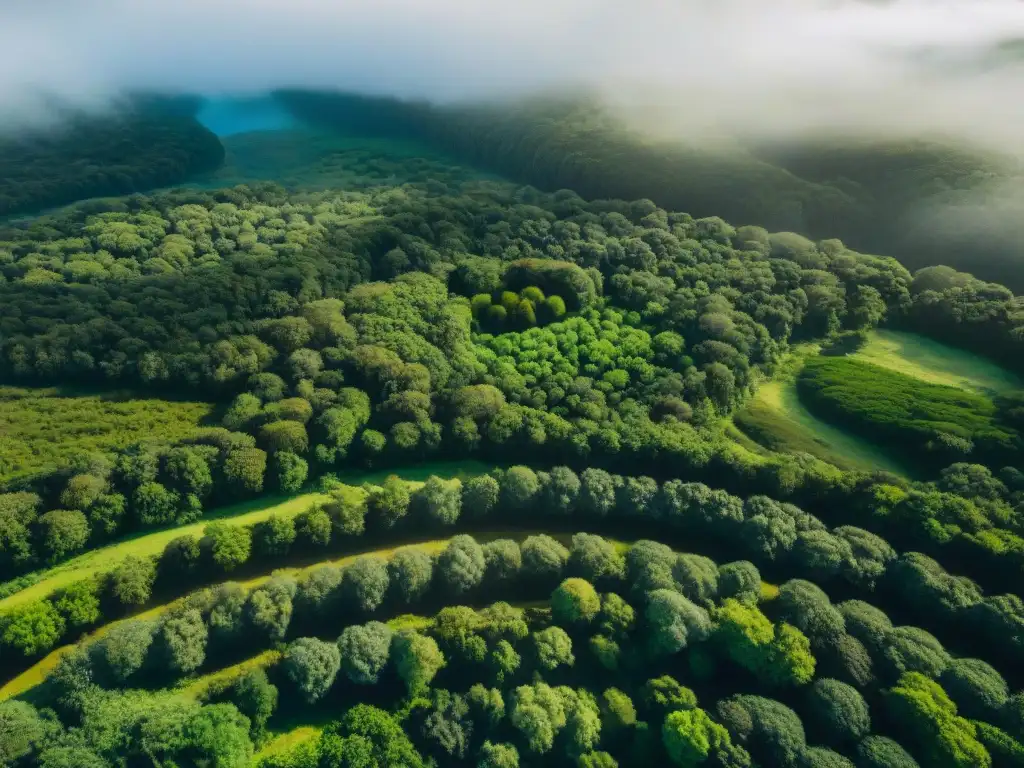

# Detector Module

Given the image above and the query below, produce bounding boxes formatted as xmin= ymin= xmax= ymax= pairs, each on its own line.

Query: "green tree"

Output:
xmin=164 ymin=446 xmax=214 ymax=498
xmin=223 ymin=447 xmax=267 ymax=494
xmin=183 ymin=702 xmax=255 ymax=768
xmin=132 ymin=482 xmax=180 ymax=526
xmin=663 ymin=708 xmax=739 ymax=768
xmin=393 ymin=631 xmax=445 ymax=694
xmin=260 ymin=420 xmax=309 ymax=455
xmin=283 ymin=637 xmax=341 ymax=703
xmin=1 ymin=599 xmax=65 ymax=656
xmin=60 ymin=473 xmax=106 ymax=511
xmin=478 ymin=740 xmax=519 ymax=768
xmin=644 ymin=676 xmax=698 ymax=718
xmin=295 ymin=505 xmax=332 ymax=548
xmin=0 ymin=701 xmax=56 ymax=765
xmin=388 ymin=548 xmax=434 ymax=605
xmin=463 ymin=474 xmax=500 ymax=519
xmin=201 ymin=523 xmax=252 ymax=572
xmin=208 ymin=583 xmax=248 ymax=645
xmin=534 ymin=626 xmax=575 ymax=671
xmin=230 ymin=668 xmax=278 ymax=739
xmin=489 ymin=639 xmax=522 ymax=684
xmin=53 ymin=578 xmax=101 ymax=629
xmin=602 ymin=688 xmax=637 ymax=731
xmin=109 ymin=554 xmax=157 ymax=606
xmin=341 ymin=556 xmax=390 ymax=613
xmin=509 ymin=682 xmax=567 ymax=754
xmin=318 ymin=704 xmax=425 ymax=768
xmin=253 ymin=514 xmax=296 ymax=557
xmin=590 ymin=634 xmax=621 ymax=671
xmin=939 ymin=658 xmax=1009 ymax=721
xmin=646 ymin=589 xmax=711 ymax=657
xmin=437 ymin=535 xmax=486 ymax=596
xmin=37 ymin=509 xmax=90 ymax=563
xmin=552 ymin=578 xmax=601 ymax=625
xmin=158 ymin=608 xmax=208 ymax=675
xmin=500 ymin=466 xmax=540 ymax=510
xmin=274 ymin=451 xmax=308 ymax=493
xmin=885 ymin=672 xmax=990 ymax=768
xmin=568 ymin=533 xmax=625 ymax=585
xmin=806 ymin=679 xmax=870 ymax=747
xmin=521 ymin=534 xmax=569 ymax=586
xmin=338 ymin=622 xmax=393 ymax=685
xmin=88 ymin=493 xmax=126 ymax=537
xmin=718 ymin=561 xmax=761 ymax=603
xmin=413 ymin=476 xmax=462 ymax=526
xmin=295 ymin=565 xmax=342 ymax=619
xmin=367 ymin=475 xmax=411 ymax=529
xmin=563 ymin=688 xmax=602 ymax=756
xmin=246 ymin=576 xmax=296 ymax=642
xmin=159 ymin=534 xmax=202 ymax=581
xmin=93 ymin=619 xmax=155 ymax=683
xmin=855 ymin=736 xmax=920 ymax=768
xmin=599 ymin=592 xmax=635 ymax=638
xmin=483 ymin=539 xmax=522 ymax=585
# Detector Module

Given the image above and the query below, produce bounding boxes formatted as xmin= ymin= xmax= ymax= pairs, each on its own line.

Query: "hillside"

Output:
xmin=2 ymin=122 xmax=1024 ymax=768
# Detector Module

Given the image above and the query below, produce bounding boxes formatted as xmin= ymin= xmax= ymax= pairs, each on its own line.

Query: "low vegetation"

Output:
xmin=851 ymin=330 xmax=1023 ymax=397
xmin=798 ymin=357 xmax=1021 ymax=472
xmin=0 ymin=385 xmax=213 ymax=488
xmin=733 ymin=376 xmax=911 ymax=477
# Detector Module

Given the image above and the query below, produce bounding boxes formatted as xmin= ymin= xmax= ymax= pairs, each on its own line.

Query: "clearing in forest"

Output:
xmin=0 ymin=386 xmax=214 ymax=488
xmin=850 ymin=329 xmax=1022 ymax=397
xmin=0 ymin=460 xmax=490 ymax=613
xmin=732 ymin=349 xmax=911 ymax=476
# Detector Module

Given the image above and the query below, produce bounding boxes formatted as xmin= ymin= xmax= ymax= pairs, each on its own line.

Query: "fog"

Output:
xmin=3 ymin=0 xmax=1024 ymax=153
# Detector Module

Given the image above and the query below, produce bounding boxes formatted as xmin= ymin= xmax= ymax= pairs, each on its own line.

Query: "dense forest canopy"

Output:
xmin=279 ymin=90 xmax=1024 ymax=290
xmin=0 ymin=98 xmax=224 ymax=219
xmin=1 ymin=81 xmax=1024 ymax=768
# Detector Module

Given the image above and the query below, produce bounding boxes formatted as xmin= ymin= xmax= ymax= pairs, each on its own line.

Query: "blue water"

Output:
xmin=195 ymin=95 xmax=297 ymax=137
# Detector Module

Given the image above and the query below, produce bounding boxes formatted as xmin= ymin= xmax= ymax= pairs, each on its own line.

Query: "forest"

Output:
xmin=278 ymin=90 xmax=1024 ymax=291
xmin=0 ymin=98 xmax=224 ymax=219
xmin=1 ymin=95 xmax=1024 ymax=768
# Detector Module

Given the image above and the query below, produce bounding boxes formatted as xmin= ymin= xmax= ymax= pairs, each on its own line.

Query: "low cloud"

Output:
xmin=2 ymin=0 xmax=1024 ymax=153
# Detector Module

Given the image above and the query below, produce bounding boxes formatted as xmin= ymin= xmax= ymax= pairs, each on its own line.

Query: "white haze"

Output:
xmin=2 ymin=0 xmax=1024 ymax=154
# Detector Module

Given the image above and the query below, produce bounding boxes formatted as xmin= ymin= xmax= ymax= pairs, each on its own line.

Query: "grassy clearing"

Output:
xmin=852 ymin=329 xmax=1022 ymax=397
xmin=0 ymin=459 xmax=491 ymax=613
xmin=798 ymin=356 xmax=1016 ymax=462
xmin=0 ymin=385 xmax=214 ymax=487
xmin=734 ymin=377 xmax=911 ymax=476
xmin=178 ymin=649 xmax=282 ymax=698
xmin=256 ymin=726 xmax=323 ymax=763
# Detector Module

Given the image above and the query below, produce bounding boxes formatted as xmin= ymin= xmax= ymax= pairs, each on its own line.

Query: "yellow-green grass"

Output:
xmin=851 ymin=329 xmax=1022 ymax=397
xmin=1 ymin=529 xmax=623 ymax=702
xmin=178 ymin=649 xmax=283 ymax=698
xmin=256 ymin=726 xmax=323 ymax=763
xmin=0 ymin=460 xmax=490 ymax=613
xmin=0 ymin=385 xmax=214 ymax=487
xmin=734 ymin=378 xmax=911 ymax=477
